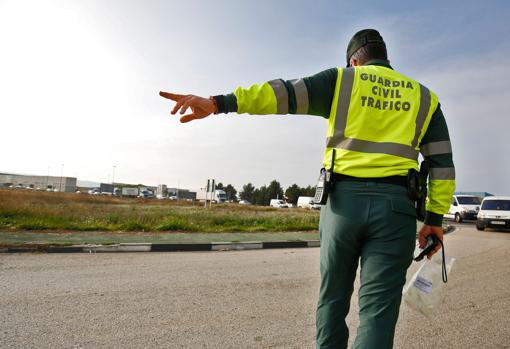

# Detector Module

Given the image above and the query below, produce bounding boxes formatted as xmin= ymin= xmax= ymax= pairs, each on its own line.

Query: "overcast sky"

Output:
xmin=1 ymin=0 xmax=509 ymax=194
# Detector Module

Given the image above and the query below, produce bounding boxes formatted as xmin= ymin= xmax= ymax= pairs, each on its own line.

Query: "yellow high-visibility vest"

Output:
xmin=323 ymin=65 xmax=439 ymax=177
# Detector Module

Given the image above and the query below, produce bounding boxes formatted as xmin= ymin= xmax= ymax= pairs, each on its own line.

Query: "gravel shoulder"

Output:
xmin=0 ymin=224 xmax=508 ymax=348
xmin=0 ymin=230 xmax=319 ymax=247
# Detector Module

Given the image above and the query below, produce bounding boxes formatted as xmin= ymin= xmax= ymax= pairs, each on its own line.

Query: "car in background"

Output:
xmin=476 ymin=196 xmax=510 ymax=231
xmin=444 ymin=195 xmax=482 ymax=223
xmin=138 ymin=189 xmax=154 ymax=199
xmin=238 ymin=200 xmax=251 ymax=205
xmin=88 ymin=188 xmax=100 ymax=195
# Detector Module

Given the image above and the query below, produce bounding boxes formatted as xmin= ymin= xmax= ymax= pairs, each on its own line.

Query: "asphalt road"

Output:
xmin=1 ymin=224 xmax=509 ymax=349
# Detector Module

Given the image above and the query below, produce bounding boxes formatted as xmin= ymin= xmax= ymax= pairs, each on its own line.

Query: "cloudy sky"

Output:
xmin=1 ymin=0 xmax=509 ymax=194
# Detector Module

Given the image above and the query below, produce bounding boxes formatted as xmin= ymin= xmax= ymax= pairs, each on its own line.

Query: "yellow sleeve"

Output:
xmin=234 ymin=82 xmax=278 ymax=115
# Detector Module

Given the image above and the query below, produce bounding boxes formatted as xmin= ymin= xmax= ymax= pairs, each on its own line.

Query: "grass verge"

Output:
xmin=0 ymin=189 xmax=319 ymax=233
xmin=0 ymin=189 xmax=449 ymax=247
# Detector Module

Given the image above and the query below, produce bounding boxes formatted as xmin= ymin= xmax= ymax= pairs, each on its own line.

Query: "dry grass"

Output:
xmin=0 ymin=189 xmax=319 ymax=232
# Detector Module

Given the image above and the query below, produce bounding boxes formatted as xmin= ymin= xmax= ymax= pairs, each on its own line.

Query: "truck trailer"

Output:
xmin=197 ymin=189 xmax=227 ymax=203
xmin=121 ymin=187 xmax=139 ymax=197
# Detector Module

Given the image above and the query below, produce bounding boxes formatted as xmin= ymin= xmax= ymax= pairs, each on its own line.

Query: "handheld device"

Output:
xmin=313 ymin=150 xmax=336 ymax=205
xmin=314 ymin=168 xmax=330 ymax=205
xmin=414 ymin=235 xmax=439 ymax=262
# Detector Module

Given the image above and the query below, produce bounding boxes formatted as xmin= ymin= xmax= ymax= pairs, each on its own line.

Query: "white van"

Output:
xmin=476 ymin=196 xmax=510 ymax=231
xmin=297 ymin=196 xmax=321 ymax=210
xmin=297 ymin=196 xmax=314 ymax=209
xmin=444 ymin=195 xmax=482 ymax=223
xmin=270 ymin=199 xmax=289 ymax=208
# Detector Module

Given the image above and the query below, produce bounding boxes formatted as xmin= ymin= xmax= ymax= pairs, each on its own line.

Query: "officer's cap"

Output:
xmin=346 ymin=29 xmax=386 ymax=67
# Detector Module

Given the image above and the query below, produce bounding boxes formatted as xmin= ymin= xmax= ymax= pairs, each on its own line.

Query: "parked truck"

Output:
xmin=99 ymin=183 xmax=113 ymax=195
xmin=197 ymin=189 xmax=227 ymax=203
xmin=122 ymin=187 xmax=139 ymax=197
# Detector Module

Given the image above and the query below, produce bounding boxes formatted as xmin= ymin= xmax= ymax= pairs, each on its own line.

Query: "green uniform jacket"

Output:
xmin=213 ymin=61 xmax=455 ymax=226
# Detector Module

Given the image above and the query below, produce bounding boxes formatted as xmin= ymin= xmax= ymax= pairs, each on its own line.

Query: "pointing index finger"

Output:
xmin=159 ymin=91 xmax=184 ymax=101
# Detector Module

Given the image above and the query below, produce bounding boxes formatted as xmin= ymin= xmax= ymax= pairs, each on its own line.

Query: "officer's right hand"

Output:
xmin=418 ymin=224 xmax=444 ymax=259
xmin=159 ymin=92 xmax=217 ymax=123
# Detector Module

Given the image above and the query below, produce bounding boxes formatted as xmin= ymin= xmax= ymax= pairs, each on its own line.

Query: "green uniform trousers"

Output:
xmin=316 ymin=181 xmax=416 ymax=349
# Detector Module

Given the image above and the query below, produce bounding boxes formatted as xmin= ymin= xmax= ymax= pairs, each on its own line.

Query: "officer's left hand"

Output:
xmin=418 ymin=224 xmax=443 ymax=259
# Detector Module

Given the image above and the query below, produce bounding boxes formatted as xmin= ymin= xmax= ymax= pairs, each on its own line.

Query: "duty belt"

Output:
xmin=330 ymin=173 xmax=407 ymax=188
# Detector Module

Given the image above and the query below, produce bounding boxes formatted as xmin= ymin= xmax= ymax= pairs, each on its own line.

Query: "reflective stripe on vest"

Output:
xmin=413 ymin=85 xmax=431 ymax=148
xmin=326 ymin=68 xmax=432 ymax=161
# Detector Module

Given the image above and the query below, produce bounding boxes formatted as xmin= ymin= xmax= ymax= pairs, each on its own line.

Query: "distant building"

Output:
xmin=0 ymin=172 xmax=77 ymax=192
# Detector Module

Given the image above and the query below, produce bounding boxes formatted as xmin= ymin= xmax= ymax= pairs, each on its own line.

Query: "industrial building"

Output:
xmin=0 ymin=173 xmax=77 ymax=192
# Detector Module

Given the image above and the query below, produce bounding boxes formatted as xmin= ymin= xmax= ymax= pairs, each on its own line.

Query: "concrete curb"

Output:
xmin=0 ymin=240 xmax=321 ymax=254
xmin=1 ymin=226 xmax=454 ymax=254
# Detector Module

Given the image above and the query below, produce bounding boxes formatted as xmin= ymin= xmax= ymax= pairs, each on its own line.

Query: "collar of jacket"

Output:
xmin=363 ymin=59 xmax=393 ymax=70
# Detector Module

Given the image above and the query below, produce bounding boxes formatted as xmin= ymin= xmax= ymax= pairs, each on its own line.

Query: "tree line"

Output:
xmin=216 ymin=180 xmax=315 ymax=206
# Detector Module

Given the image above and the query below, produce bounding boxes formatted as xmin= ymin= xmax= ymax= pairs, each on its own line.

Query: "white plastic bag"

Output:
xmin=403 ymin=252 xmax=455 ymax=317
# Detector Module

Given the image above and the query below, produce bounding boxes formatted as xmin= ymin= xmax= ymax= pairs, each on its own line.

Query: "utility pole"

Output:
xmin=210 ymin=179 xmax=215 ymax=209
xmin=204 ymin=180 xmax=209 ymax=208
xmin=59 ymin=164 xmax=64 ymax=192
xmin=112 ymin=165 xmax=116 ymax=195
xmin=46 ymin=166 xmax=50 ymax=189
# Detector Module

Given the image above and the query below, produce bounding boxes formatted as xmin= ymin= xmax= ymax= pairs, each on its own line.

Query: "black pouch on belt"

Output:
xmin=407 ymin=161 xmax=430 ymax=222
xmin=314 ymin=149 xmax=335 ymax=205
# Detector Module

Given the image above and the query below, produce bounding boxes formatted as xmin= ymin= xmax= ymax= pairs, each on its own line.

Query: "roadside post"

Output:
xmin=204 ymin=179 xmax=216 ymax=208
xmin=205 ymin=180 xmax=209 ymax=208
xmin=210 ymin=179 xmax=215 ymax=209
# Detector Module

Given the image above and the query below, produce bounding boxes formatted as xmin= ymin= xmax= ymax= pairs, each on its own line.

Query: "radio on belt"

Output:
xmin=314 ymin=149 xmax=336 ymax=205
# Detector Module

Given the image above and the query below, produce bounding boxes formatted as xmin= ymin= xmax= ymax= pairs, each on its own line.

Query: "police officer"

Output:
xmin=160 ymin=29 xmax=455 ymax=349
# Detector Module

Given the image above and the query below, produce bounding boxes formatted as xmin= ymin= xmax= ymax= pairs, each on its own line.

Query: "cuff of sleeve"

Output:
xmin=424 ymin=211 xmax=443 ymax=227
xmin=213 ymin=93 xmax=237 ymax=114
